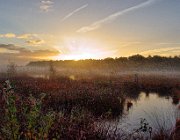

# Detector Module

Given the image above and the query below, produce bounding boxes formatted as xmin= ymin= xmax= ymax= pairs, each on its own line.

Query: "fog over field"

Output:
xmin=1 ymin=55 xmax=180 ymax=80
xmin=0 ymin=0 xmax=180 ymax=139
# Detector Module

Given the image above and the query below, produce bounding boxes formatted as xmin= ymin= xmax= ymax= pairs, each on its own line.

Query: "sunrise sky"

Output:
xmin=0 ymin=0 xmax=180 ymax=65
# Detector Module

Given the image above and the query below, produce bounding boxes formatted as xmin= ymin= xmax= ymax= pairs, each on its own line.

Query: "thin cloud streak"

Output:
xmin=77 ymin=0 xmax=158 ymax=33
xmin=62 ymin=4 xmax=88 ymax=22
xmin=140 ymin=47 xmax=180 ymax=55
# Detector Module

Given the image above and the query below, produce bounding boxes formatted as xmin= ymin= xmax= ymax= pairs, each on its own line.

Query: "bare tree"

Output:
xmin=7 ymin=62 xmax=17 ymax=77
xmin=49 ymin=61 xmax=56 ymax=79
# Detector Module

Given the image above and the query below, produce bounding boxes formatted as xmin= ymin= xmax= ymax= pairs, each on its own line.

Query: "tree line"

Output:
xmin=27 ymin=55 xmax=180 ymax=71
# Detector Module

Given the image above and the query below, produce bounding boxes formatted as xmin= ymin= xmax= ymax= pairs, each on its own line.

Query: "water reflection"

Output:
xmin=119 ymin=92 xmax=180 ymax=133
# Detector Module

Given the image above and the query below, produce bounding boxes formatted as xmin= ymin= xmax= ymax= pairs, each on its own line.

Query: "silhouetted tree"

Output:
xmin=128 ymin=54 xmax=145 ymax=62
xmin=7 ymin=62 xmax=17 ymax=77
xmin=49 ymin=61 xmax=56 ymax=79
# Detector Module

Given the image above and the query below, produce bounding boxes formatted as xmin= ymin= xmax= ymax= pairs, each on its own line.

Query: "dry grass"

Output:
xmin=0 ymin=74 xmax=179 ymax=139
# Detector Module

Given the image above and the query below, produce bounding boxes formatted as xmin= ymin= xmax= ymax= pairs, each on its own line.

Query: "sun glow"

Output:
xmin=53 ymin=37 xmax=114 ymax=60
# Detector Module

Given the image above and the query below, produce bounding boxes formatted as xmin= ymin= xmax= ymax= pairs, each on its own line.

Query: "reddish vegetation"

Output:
xmin=0 ymin=75 xmax=179 ymax=139
xmin=171 ymin=119 xmax=180 ymax=140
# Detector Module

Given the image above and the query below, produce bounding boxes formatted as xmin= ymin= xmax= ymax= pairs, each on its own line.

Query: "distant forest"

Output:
xmin=27 ymin=55 xmax=180 ymax=71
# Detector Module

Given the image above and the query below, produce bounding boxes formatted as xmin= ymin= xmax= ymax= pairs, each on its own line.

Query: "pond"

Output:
xmin=103 ymin=92 xmax=180 ymax=139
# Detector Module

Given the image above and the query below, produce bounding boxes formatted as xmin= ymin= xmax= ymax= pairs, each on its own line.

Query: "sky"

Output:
xmin=0 ymin=0 xmax=180 ymax=65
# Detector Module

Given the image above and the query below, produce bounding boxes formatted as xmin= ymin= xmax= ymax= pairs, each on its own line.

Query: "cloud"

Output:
xmin=41 ymin=0 xmax=54 ymax=5
xmin=140 ymin=47 xmax=180 ymax=56
xmin=40 ymin=0 xmax=54 ymax=12
xmin=0 ymin=33 xmax=46 ymax=46
xmin=0 ymin=33 xmax=16 ymax=38
xmin=26 ymin=39 xmax=45 ymax=46
xmin=0 ymin=44 xmax=59 ymax=64
xmin=0 ymin=44 xmax=38 ymax=55
xmin=17 ymin=34 xmax=36 ymax=39
xmin=157 ymin=42 xmax=180 ymax=45
xmin=0 ymin=33 xmax=37 ymax=39
xmin=77 ymin=0 xmax=158 ymax=33
xmin=25 ymin=49 xmax=59 ymax=58
xmin=62 ymin=4 xmax=88 ymax=22
xmin=4 ymin=33 xmax=16 ymax=38
xmin=0 ymin=44 xmax=25 ymax=52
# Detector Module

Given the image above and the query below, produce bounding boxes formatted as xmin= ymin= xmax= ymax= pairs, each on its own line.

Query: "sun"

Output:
xmin=53 ymin=37 xmax=112 ymax=60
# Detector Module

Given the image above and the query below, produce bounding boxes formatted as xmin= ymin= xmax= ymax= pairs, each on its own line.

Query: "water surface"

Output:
xmin=106 ymin=92 xmax=180 ymax=137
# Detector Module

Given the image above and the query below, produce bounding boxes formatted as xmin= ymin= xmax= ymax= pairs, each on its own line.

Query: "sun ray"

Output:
xmin=53 ymin=37 xmax=115 ymax=60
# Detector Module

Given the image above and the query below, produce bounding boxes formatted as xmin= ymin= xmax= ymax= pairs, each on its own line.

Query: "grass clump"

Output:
xmin=0 ymin=80 xmax=55 ymax=139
